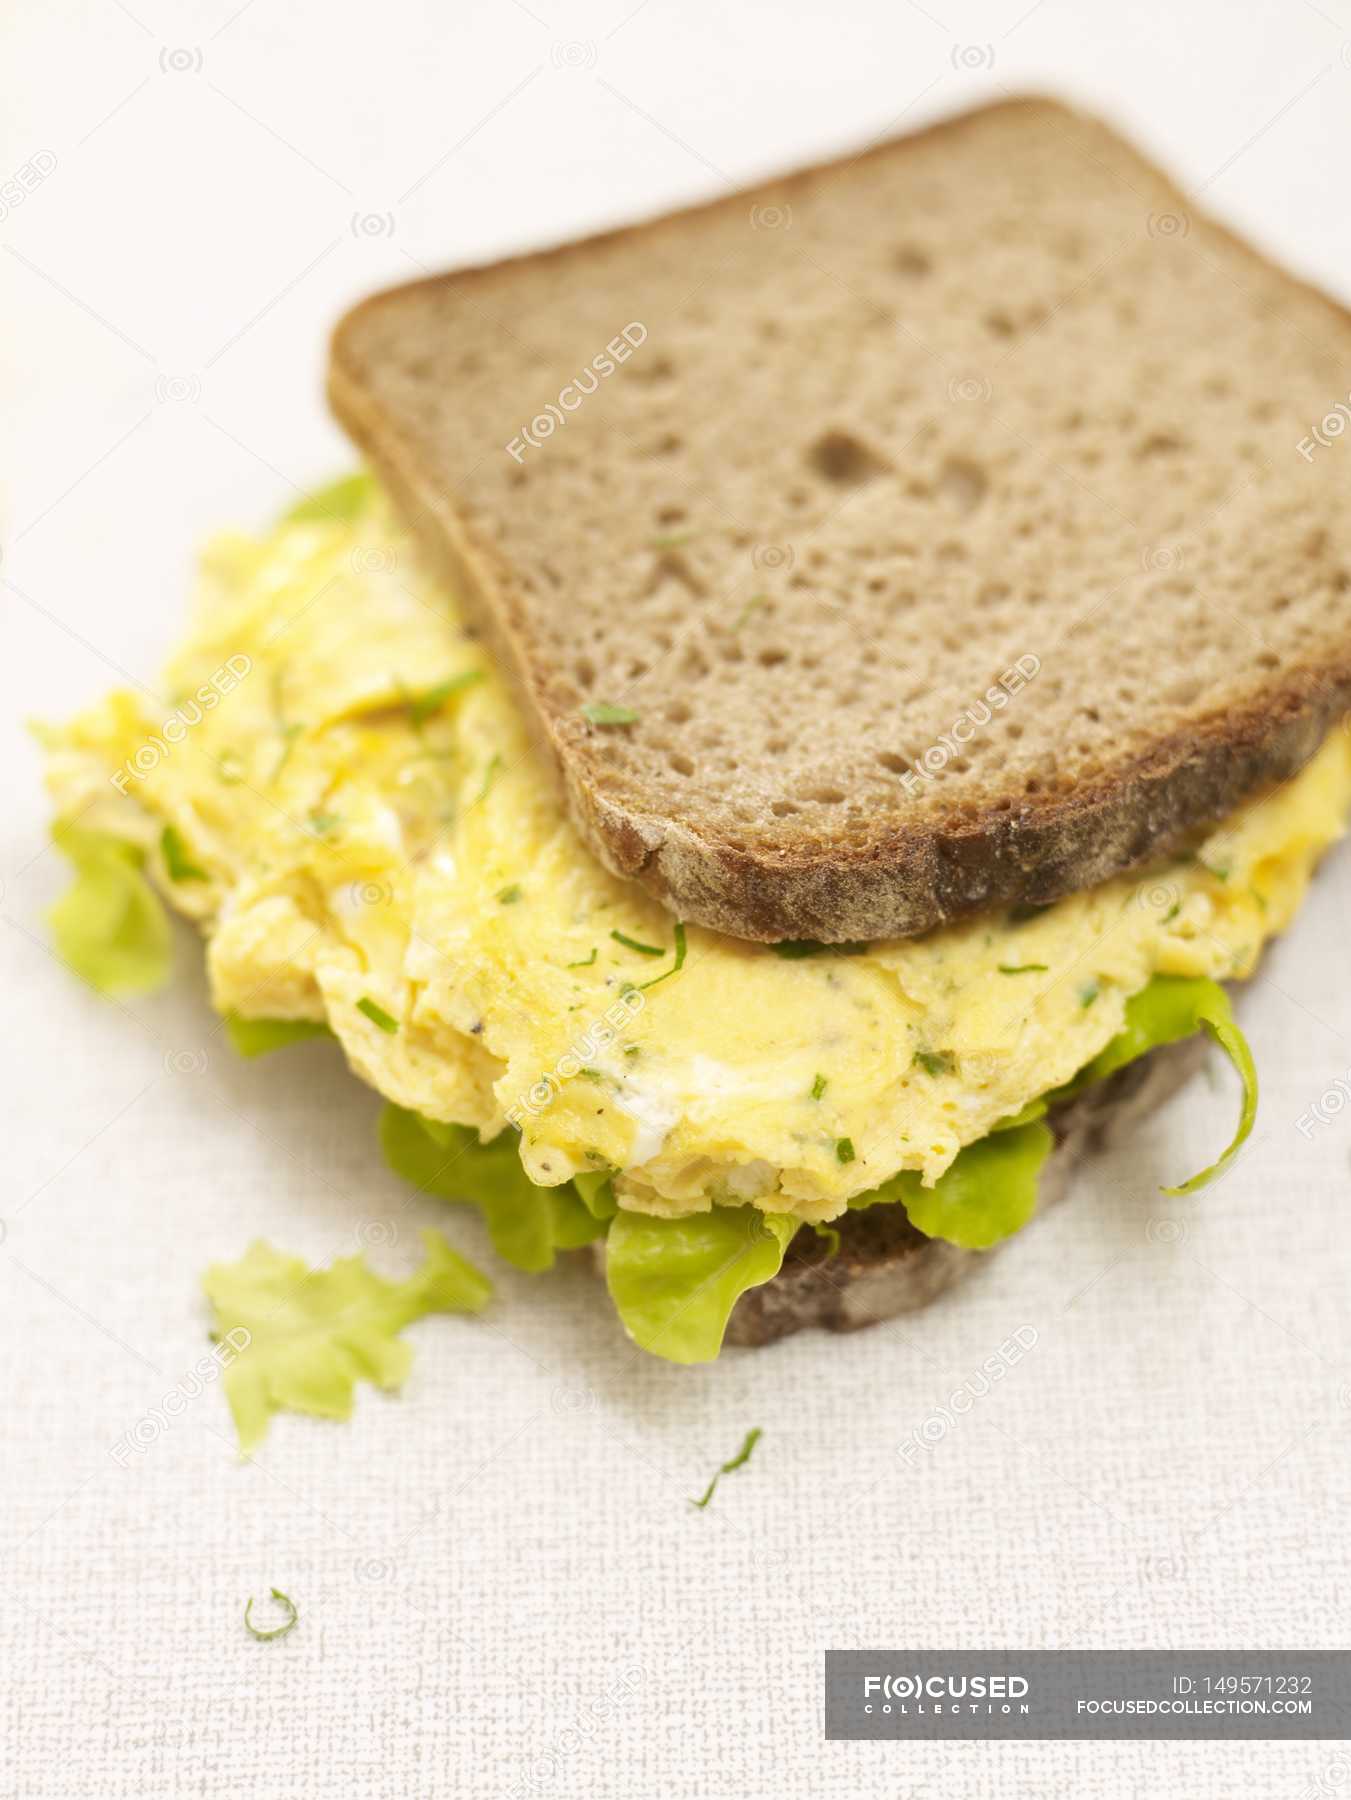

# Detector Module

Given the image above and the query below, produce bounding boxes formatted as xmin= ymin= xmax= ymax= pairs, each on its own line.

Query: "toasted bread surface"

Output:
xmin=330 ymin=96 xmax=1351 ymax=941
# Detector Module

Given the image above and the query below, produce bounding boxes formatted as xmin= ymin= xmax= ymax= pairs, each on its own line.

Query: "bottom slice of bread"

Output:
xmin=722 ymin=1036 xmax=1208 ymax=1346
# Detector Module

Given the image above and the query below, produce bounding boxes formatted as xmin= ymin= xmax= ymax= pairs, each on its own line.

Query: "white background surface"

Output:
xmin=5 ymin=2 xmax=1351 ymax=1795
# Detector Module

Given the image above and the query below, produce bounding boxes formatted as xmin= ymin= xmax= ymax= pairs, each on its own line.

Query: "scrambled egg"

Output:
xmin=45 ymin=491 xmax=1351 ymax=1221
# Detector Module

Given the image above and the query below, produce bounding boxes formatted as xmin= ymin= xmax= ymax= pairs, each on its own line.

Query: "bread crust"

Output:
xmin=565 ymin=684 xmax=1347 ymax=940
xmin=328 ymin=95 xmax=1351 ymax=943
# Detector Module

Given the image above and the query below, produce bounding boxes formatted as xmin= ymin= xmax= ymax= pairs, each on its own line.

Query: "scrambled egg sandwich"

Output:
xmin=43 ymin=479 xmax=1351 ymax=1361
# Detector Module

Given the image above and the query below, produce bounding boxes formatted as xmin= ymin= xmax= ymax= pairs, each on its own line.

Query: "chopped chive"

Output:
xmin=216 ymin=750 xmax=246 ymax=785
xmin=407 ymin=670 xmax=483 ymax=728
xmin=690 ymin=1427 xmax=761 ymax=1510
xmin=611 ymin=928 xmax=664 ymax=957
xmin=307 ymin=811 xmax=341 ymax=838
xmin=269 ymin=666 xmax=305 ymax=783
xmin=1079 ymin=982 xmax=1100 ymax=1009
xmin=1009 ymin=902 xmax=1052 ymax=923
xmin=997 ymin=962 xmax=1048 ymax=974
xmin=160 ymin=824 xmax=207 ymax=882
xmin=1163 ymin=902 xmax=1181 ymax=923
xmin=637 ymin=921 xmax=688 ymax=991
xmin=835 ymin=1137 xmax=856 ymax=1165
xmin=912 ymin=1050 xmax=953 ymax=1077
xmin=271 ymin=721 xmax=304 ymax=783
xmin=244 ymin=1588 xmax=298 ymax=1642
xmin=475 ymin=753 xmax=502 ymax=804
xmin=581 ymin=702 xmax=639 ymax=726
xmin=496 ymin=884 xmax=522 ymax=904
xmin=567 ymin=948 xmax=598 ymax=969
xmin=810 ymin=1221 xmax=841 ymax=1257
xmin=357 ymin=997 xmax=399 ymax=1033
xmin=810 ymin=1073 xmax=827 ymax=1100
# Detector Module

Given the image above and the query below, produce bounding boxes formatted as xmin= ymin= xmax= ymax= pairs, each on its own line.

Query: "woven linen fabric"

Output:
xmin=5 ymin=821 xmax=1350 ymax=1798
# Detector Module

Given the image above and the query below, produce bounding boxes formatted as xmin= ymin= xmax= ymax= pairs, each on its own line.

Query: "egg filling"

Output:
xmin=44 ymin=482 xmax=1351 ymax=1223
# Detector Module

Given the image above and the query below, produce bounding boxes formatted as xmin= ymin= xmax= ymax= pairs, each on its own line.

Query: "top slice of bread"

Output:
xmin=329 ymin=96 xmax=1351 ymax=942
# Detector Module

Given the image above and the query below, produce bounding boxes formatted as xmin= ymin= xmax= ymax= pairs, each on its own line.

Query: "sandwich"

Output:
xmin=42 ymin=97 xmax=1351 ymax=1364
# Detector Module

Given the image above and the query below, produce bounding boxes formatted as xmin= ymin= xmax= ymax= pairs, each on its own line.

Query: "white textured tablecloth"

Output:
xmin=6 ymin=3 xmax=1351 ymax=1794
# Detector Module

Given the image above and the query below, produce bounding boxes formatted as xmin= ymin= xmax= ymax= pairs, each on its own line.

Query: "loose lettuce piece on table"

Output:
xmin=379 ymin=1105 xmax=605 ymax=1272
xmin=605 ymin=1205 xmax=798 ymax=1365
xmin=224 ymin=1015 xmax=333 ymax=1057
xmin=849 ymin=1119 xmax=1054 ymax=1251
xmin=1052 ymin=974 xmax=1256 ymax=1194
xmin=204 ymin=1228 xmax=491 ymax=1453
xmin=48 ymin=822 xmax=172 ymax=997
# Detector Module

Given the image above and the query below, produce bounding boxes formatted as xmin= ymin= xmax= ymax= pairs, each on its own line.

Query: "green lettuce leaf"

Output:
xmin=379 ymin=974 xmax=1257 ymax=1364
xmin=282 ymin=472 xmax=373 ymax=525
xmin=224 ymin=1015 xmax=333 ymax=1057
xmin=848 ymin=1119 xmax=1054 ymax=1250
xmin=49 ymin=822 xmax=172 ymax=997
xmin=378 ymin=1105 xmax=604 ymax=1271
xmin=204 ymin=1228 xmax=491 ymax=1453
xmin=1056 ymin=974 xmax=1256 ymax=1194
xmin=605 ymin=1205 xmax=798 ymax=1364
xmin=573 ymin=1170 xmax=618 ymax=1221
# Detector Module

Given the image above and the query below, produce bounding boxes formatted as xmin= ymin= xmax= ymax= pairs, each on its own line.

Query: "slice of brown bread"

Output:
xmin=329 ymin=95 xmax=1351 ymax=943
